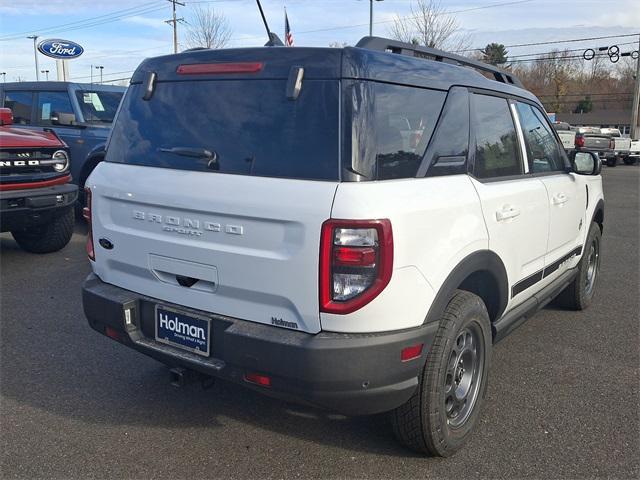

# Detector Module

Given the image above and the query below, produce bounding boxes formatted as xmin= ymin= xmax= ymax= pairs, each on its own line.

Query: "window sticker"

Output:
xmin=41 ymin=103 xmax=51 ymax=120
xmin=83 ymin=92 xmax=105 ymax=111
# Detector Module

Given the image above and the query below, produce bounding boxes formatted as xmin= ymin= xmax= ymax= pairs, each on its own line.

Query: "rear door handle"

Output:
xmin=496 ymin=206 xmax=521 ymax=221
xmin=552 ymin=193 xmax=568 ymax=205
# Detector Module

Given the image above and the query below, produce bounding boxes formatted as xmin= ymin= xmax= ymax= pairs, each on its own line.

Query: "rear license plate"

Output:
xmin=155 ymin=305 xmax=211 ymax=357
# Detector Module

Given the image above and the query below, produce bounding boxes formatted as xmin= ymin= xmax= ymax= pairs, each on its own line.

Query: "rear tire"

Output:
xmin=623 ymin=157 xmax=636 ymax=165
xmin=606 ymin=157 xmax=618 ymax=167
xmin=11 ymin=207 xmax=74 ymax=253
xmin=554 ymin=222 xmax=601 ymax=310
xmin=390 ymin=290 xmax=492 ymax=457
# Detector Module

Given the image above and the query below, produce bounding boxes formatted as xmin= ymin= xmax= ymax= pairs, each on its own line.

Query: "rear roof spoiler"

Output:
xmin=356 ymin=36 xmax=523 ymax=89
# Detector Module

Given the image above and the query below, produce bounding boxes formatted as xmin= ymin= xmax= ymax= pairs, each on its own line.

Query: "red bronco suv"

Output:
xmin=0 ymin=108 xmax=77 ymax=253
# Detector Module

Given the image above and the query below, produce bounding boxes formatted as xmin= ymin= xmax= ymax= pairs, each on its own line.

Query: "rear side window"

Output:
xmin=75 ymin=90 xmax=124 ymax=125
xmin=4 ymin=91 xmax=33 ymax=125
xmin=420 ymin=87 xmax=469 ymax=177
xmin=346 ymin=81 xmax=446 ymax=180
xmin=37 ymin=91 xmax=74 ymax=126
xmin=471 ymin=94 xmax=521 ymax=179
xmin=515 ymin=102 xmax=565 ymax=173
xmin=107 ymin=79 xmax=339 ymax=181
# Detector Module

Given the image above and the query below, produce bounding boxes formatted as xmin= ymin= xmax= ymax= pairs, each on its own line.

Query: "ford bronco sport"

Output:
xmin=0 ymin=108 xmax=77 ymax=253
xmin=82 ymin=37 xmax=604 ymax=456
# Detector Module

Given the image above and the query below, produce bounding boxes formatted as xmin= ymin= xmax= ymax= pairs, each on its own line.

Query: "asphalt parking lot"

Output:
xmin=1 ymin=166 xmax=638 ymax=479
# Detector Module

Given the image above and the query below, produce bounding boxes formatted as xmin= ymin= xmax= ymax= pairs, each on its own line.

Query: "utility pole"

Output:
xmin=368 ymin=0 xmax=383 ymax=37
xmin=165 ymin=0 xmax=185 ymax=54
xmin=95 ymin=65 xmax=104 ymax=84
xmin=27 ymin=35 xmax=39 ymax=81
xmin=631 ymin=35 xmax=640 ymax=140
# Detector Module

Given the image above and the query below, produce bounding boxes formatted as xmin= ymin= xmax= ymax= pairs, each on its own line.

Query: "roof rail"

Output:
xmin=355 ymin=36 xmax=523 ymax=89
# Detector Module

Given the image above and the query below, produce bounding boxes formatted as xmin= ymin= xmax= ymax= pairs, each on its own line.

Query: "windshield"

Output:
xmin=75 ymin=90 xmax=124 ymax=125
xmin=106 ymin=79 xmax=340 ymax=180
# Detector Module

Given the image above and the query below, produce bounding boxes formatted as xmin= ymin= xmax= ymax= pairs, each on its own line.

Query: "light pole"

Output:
xmin=40 ymin=69 xmax=49 ymax=81
xmin=0 ymin=72 xmax=5 ymax=83
xmin=369 ymin=0 xmax=383 ymax=37
xmin=95 ymin=65 xmax=104 ymax=84
xmin=27 ymin=35 xmax=39 ymax=81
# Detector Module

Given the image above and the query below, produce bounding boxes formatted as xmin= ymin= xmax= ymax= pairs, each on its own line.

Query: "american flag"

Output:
xmin=285 ymin=10 xmax=294 ymax=47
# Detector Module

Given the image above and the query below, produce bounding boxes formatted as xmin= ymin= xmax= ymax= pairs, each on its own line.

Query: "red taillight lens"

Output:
xmin=176 ymin=62 xmax=263 ymax=75
xmin=333 ymin=246 xmax=377 ymax=266
xmin=609 ymin=139 xmax=615 ymax=149
xmin=84 ymin=187 xmax=95 ymax=261
xmin=244 ymin=372 xmax=271 ymax=387
xmin=575 ymin=135 xmax=585 ymax=148
xmin=320 ymin=219 xmax=393 ymax=314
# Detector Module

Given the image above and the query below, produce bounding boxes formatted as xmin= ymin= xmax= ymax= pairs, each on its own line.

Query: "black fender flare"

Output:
xmin=591 ymin=199 xmax=605 ymax=233
xmin=79 ymin=143 xmax=107 ymax=188
xmin=423 ymin=250 xmax=509 ymax=325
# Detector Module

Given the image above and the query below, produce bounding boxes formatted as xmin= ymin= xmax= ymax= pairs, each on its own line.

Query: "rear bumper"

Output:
xmin=0 ymin=183 xmax=77 ymax=232
xmin=82 ymin=273 xmax=438 ymax=415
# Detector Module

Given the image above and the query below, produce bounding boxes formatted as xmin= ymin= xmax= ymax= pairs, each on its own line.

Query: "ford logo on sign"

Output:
xmin=37 ymin=39 xmax=84 ymax=60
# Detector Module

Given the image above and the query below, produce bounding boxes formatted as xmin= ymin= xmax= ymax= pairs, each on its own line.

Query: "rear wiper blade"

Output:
xmin=159 ymin=146 xmax=215 ymax=159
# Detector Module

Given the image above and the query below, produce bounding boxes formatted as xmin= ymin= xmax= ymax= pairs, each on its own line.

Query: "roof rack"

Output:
xmin=356 ymin=36 xmax=523 ymax=89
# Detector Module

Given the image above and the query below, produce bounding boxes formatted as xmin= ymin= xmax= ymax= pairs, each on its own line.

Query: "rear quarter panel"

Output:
xmin=324 ymin=175 xmax=487 ymax=333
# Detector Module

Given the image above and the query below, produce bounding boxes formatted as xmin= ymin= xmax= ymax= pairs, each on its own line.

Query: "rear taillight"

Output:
xmin=609 ymin=138 xmax=615 ymax=149
xmin=320 ymin=219 xmax=393 ymax=314
xmin=575 ymin=134 xmax=585 ymax=149
xmin=83 ymin=187 xmax=95 ymax=261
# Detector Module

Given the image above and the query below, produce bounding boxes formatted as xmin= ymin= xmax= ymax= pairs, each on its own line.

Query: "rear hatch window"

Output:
xmin=106 ymin=79 xmax=340 ymax=180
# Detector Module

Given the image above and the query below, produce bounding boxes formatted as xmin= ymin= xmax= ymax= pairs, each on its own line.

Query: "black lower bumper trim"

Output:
xmin=82 ymin=273 xmax=439 ymax=415
xmin=0 ymin=183 xmax=77 ymax=231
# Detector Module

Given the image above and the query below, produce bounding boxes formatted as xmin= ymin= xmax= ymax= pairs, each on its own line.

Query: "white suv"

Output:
xmin=82 ymin=37 xmax=604 ymax=456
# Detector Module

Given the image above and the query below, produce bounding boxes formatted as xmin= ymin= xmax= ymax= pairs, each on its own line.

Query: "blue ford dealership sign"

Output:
xmin=37 ymin=39 xmax=84 ymax=59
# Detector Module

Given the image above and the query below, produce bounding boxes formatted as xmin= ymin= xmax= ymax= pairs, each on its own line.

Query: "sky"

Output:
xmin=0 ymin=0 xmax=638 ymax=84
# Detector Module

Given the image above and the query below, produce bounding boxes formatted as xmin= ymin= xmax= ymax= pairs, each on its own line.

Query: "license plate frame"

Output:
xmin=155 ymin=304 xmax=211 ymax=357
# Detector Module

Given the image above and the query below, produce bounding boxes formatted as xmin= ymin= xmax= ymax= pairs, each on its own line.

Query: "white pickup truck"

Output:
xmin=601 ymin=128 xmax=632 ymax=164
xmin=629 ymin=139 xmax=640 ymax=165
xmin=553 ymin=122 xmax=576 ymax=152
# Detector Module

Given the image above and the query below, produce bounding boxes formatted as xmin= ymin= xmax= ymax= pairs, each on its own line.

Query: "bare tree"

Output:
xmin=389 ymin=0 xmax=471 ymax=52
xmin=185 ymin=6 xmax=232 ymax=50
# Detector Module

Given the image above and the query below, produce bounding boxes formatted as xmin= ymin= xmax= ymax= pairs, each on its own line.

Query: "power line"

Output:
xmin=505 ymin=42 xmax=638 ymax=59
xmin=456 ymin=32 xmax=640 ymax=53
xmin=0 ymin=1 xmax=166 ymax=41
xmin=536 ymin=92 xmax=634 ymax=98
xmin=231 ymin=0 xmax=535 ymax=42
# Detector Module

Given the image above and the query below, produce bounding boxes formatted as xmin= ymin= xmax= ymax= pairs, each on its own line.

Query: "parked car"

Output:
xmin=0 ymin=108 xmax=77 ymax=252
xmin=629 ymin=139 xmax=640 ymax=165
xmin=575 ymin=127 xmax=617 ymax=166
xmin=81 ymin=37 xmax=604 ymax=456
xmin=600 ymin=128 xmax=632 ymax=165
xmin=0 ymin=82 xmax=125 ymax=208
xmin=552 ymin=121 xmax=576 ymax=153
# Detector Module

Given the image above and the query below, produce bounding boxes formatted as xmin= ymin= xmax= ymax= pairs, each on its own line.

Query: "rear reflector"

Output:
xmin=244 ymin=372 xmax=271 ymax=387
xmin=176 ymin=62 xmax=263 ymax=75
xmin=401 ymin=344 xmax=424 ymax=362
xmin=105 ymin=326 xmax=121 ymax=341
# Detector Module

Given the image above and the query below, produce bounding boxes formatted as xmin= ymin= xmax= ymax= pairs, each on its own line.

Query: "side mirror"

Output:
xmin=0 ymin=108 xmax=13 ymax=126
xmin=571 ymin=151 xmax=601 ymax=176
xmin=52 ymin=112 xmax=77 ymax=126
